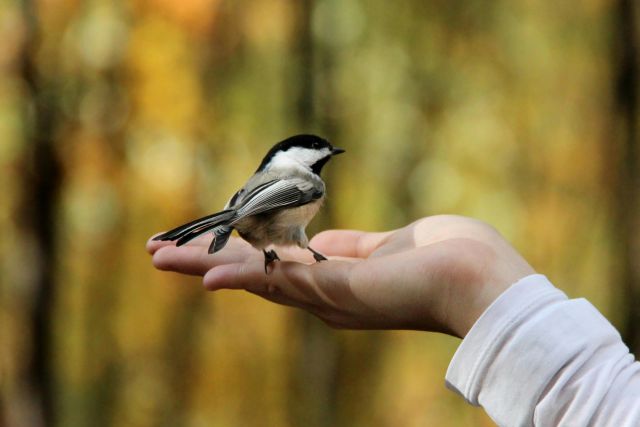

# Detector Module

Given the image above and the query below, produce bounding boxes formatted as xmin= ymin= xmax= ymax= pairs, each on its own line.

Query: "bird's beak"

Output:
xmin=331 ymin=147 xmax=345 ymax=155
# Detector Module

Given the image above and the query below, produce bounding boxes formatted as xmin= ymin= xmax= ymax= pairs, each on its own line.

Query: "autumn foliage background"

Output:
xmin=1 ymin=0 xmax=639 ymax=426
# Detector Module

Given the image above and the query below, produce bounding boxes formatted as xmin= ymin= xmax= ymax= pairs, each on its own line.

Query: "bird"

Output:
xmin=153 ymin=134 xmax=345 ymax=273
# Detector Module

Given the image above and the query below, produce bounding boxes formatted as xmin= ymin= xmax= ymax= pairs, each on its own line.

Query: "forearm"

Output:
xmin=446 ymin=274 xmax=640 ymax=426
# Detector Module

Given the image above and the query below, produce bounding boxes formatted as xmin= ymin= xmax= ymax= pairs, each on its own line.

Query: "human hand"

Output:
xmin=147 ymin=215 xmax=535 ymax=337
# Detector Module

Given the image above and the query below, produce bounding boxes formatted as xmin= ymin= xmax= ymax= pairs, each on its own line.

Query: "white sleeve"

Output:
xmin=445 ymin=274 xmax=640 ymax=427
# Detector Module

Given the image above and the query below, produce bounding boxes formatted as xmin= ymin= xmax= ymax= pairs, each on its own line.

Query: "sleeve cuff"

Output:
xmin=444 ymin=274 xmax=623 ymax=426
xmin=445 ymin=274 xmax=566 ymax=402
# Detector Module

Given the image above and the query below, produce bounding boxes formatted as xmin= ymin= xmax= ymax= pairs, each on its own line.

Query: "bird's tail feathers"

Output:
xmin=153 ymin=209 xmax=235 ymax=243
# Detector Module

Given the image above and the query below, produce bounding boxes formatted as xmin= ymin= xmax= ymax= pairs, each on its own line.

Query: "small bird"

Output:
xmin=154 ymin=134 xmax=345 ymax=273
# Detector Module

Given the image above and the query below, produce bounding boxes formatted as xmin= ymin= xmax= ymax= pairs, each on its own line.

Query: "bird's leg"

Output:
xmin=308 ymin=246 xmax=327 ymax=262
xmin=263 ymin=249 xmax=280 ymax=274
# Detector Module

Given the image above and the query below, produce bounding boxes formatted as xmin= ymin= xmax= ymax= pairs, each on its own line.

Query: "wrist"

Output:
xmin=445 ymin=242 xmax=535 ymax=338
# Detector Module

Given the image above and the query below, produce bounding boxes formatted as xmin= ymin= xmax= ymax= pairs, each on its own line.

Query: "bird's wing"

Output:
xmin=234 ymin=177 xmax=323 ymax=220
xmin=225 ymin=178 xmax=280 ymax=209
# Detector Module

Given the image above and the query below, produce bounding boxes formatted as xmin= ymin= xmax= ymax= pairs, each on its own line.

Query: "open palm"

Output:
xmin=147 ymin=215 xmax=533 ymax=337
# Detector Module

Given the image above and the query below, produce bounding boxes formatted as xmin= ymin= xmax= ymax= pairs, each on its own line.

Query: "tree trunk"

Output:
xmin=19 ymin=0 xmax=63 ymax=425
xmin=613 ymin=0 xmax=640 ymax=355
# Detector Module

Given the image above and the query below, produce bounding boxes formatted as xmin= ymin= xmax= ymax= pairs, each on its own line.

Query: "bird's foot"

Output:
xmin=308 ymin=246 xmax=327 ymax=262
xmin=263 ymin=249 xmax=280 ymax=274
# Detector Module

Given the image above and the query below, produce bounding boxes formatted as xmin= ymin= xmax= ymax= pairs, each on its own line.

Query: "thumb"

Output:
xmin=310 ymin=229 xmax=393 ymax=258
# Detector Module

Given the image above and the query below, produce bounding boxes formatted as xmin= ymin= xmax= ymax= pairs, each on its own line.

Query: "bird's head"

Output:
xmin=257 ymin=134 xmax=345 ymax=175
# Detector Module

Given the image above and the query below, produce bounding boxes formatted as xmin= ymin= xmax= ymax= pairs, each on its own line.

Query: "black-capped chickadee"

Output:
xmin=154 ymin=134 xmax=345 ymax=273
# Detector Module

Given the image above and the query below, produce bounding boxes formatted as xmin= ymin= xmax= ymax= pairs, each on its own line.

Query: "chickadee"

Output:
xmin=154 ymin=134 xmax=345 ymax=273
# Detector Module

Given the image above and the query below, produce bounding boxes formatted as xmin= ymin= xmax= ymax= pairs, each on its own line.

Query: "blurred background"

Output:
xmin=1 ymin=0 xmax=639 ymax=426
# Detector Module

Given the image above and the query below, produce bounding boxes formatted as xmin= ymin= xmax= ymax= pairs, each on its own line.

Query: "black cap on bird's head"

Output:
xmin=256 ymin=134 xmax=345 ymax=175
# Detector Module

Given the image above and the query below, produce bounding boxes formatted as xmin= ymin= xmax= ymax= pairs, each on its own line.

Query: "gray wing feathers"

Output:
xmin=235 ymin=179 xmax=319 ymax=219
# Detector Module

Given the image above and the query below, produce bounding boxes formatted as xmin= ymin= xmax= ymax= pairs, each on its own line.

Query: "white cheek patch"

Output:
xmin=270 ymin=147 xmax=330 ymax=169
xmin=269 ymin=151 xmax=302 ymax=170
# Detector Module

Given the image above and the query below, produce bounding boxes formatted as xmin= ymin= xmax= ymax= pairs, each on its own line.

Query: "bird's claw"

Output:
xmin=263 ymin=249 xmax=280 ymax=274
xmin=308 ymin=246 xmax=327 ymax=262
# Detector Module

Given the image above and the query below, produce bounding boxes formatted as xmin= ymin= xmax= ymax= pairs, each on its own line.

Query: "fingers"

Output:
xmin=152 ymin=245 xmax=214 ymax=276
xmin=146 ymin=232 xmax=211 ymax=254
xmin=151 ymin=237 xmax=255 ymax=276
xmin=310 ymin=229 xmax=394 ymax=258
xmin=203 ymin=259 xmax=354 ymax=310
xmin=146 ymin=233 xmax=172 ymax=254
